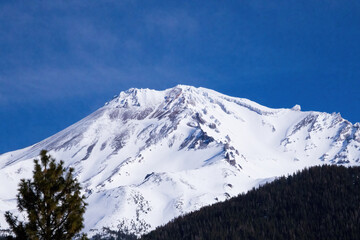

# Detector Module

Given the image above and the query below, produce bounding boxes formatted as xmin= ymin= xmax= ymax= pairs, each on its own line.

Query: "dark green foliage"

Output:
xmin=5 ymin=150 xmax=87 ymax=240
xmin=142 ymin=165 xmax=360 ymax=240
xmin=90 ymin=227 xmax=137 ymax=240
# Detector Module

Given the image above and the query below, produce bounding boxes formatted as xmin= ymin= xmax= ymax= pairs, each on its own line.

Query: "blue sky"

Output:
xmin=1 ymin=0 xmax=359 ymax=154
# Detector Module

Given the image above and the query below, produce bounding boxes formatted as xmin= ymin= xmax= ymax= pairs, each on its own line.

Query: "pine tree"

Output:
xmin=5 ymin=150 xmax=87 ymax=240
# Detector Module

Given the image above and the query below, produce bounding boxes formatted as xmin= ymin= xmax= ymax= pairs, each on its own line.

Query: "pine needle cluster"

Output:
xmin=5 ymin=150 xmax=87 ymax=240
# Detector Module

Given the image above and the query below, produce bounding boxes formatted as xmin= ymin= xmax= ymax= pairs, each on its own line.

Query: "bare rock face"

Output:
xmin=0 ymin=85 xmax=359 ymax=236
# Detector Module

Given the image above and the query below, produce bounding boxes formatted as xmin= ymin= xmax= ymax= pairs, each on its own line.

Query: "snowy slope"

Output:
xmin=0 ymin=85 xmax=359 ymax=235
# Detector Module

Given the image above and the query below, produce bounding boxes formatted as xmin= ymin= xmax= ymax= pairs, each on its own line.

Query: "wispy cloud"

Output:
xmin=0 ymin=60 xmax=199 ymax=105
xmin=0 ymin=1 xmax=206 ymax=106
xmin=144 ymin=9 xmax=198 ymax=37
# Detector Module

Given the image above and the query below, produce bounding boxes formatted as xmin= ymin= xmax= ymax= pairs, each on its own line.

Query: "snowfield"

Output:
xmin=1 ymin=85 xmax=359 ymax=236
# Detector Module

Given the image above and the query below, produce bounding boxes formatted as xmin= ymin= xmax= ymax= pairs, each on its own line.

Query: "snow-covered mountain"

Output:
xmin=1 ymin=85 xmax=359 ymax=235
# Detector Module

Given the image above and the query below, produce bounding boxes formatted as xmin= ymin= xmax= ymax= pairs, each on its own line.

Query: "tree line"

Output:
xmin=142 ymin=165 xmax=360 ymax=240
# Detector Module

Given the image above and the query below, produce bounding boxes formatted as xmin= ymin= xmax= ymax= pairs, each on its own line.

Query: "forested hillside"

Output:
xmin=142 ymin=165 xmax=360 ymax=240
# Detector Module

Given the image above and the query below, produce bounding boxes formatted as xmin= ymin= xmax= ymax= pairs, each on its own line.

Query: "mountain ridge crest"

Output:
xmin=0 ymin=85 xmax=359 ymax=236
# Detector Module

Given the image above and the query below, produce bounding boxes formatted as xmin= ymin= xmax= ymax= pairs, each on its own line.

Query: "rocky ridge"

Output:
xmin=0 ymin=85 xmax=359 ymax=235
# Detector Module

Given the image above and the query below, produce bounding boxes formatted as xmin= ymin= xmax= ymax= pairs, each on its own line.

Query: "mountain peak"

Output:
xmin=104 ymin=85 xmax=282 ymax=119
xmin=292 ymin=104 xmax=301 ymax=111
xmin=0 ymin=85 xmax=359 ymax=236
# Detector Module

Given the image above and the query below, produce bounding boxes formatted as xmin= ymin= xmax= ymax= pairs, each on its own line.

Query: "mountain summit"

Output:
xmin=1 ymin=85 xmax=359 ymax=235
